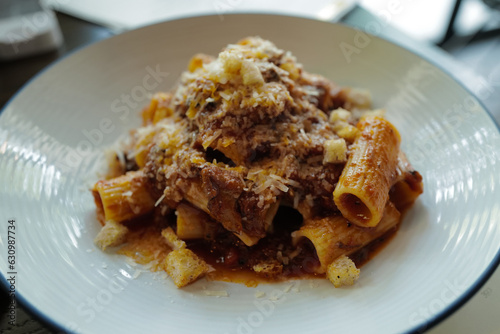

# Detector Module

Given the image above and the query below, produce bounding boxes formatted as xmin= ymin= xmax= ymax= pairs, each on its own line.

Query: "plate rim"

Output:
xmin=1 ymin=12 xmax=500 ymax=334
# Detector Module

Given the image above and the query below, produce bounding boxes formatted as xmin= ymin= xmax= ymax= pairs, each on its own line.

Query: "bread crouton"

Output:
xmin=164 ymin=248 xmax=208 ymax=288
xmin=336 ymin=124 xmax=359 ymax=142
xmin=94 ymin=220 xmax=128 ymax=250
xmin=161 ymin=227 xmax=186 ymax=250
xmin=329 ymin=108 xmax=352 ymax=123
xmin=323 ymin=138 xmax=347 ymax=164
xmin=252 ymin=261 xmax=283 ymax=277
xmin=326 ymin=255 xmax=360 ymax=288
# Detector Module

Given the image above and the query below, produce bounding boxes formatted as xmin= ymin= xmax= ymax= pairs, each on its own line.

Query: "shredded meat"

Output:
xmin=136 ymin=37 xmax=371 ymax=242
xmin=201 ymin=165 xmax=244 ymax=233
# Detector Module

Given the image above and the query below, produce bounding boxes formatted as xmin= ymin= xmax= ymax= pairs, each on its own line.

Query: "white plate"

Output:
xmin=1 ymin=14 xmax=500 ymax=334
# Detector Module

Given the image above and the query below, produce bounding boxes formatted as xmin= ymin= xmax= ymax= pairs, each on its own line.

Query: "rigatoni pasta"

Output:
xmin=92 ymin=171 xmax=155 ymax=224
xmin=292 ymin=202 xmax=400 ymax=273
xmin=91 ymin=37 xmax=423 ymax=289
xmin=333 ymin=115 xmax=401 ymax=228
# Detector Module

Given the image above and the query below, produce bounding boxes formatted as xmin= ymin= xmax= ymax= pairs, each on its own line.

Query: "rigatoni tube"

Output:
xmin=292 ymin=201 xmax=400 ymax=273
xmin=333 ymin=115 xmax=401 ymax=227
xmin=176 ymin=203 xmax=211 ymax=240
xmin=92 ymin=171 xmax=155 ymax=224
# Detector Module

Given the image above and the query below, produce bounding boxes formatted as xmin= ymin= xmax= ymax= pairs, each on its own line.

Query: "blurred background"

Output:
xmin=1 ymin=0 xmax=499 ymax=333
xmin=1 ymin=0 xmax=500 ymax=119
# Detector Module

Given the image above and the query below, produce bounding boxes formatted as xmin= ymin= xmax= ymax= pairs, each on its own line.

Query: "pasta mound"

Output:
xmin=91 ymin=37 xmax=423 ymax=288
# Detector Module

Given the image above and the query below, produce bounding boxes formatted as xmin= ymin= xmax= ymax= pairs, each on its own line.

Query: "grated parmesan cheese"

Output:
xmin=204 ymin=290 xmax=229 ymax=297
xmin=155 ymin=193 xmax=166 ymax=207
xmin=255 ymin=291 xmax=266 ymax=298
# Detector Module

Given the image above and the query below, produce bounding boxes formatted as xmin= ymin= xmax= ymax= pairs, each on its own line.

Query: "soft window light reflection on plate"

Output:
xmin=119 ymin=269 xmax=132 ymax=279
